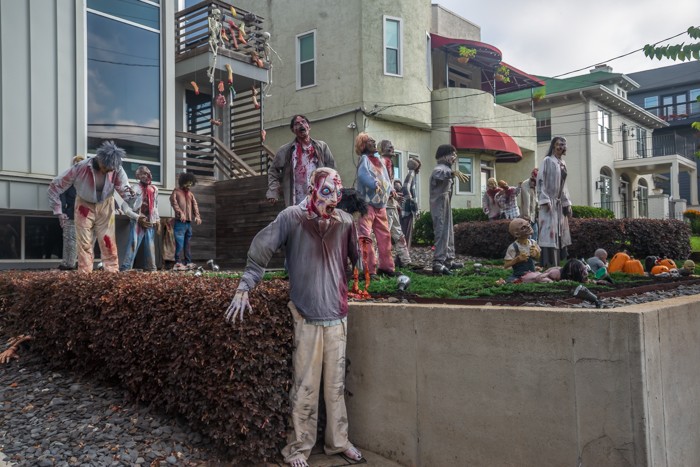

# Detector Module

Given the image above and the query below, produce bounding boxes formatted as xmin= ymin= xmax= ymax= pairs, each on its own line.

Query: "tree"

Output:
xmin=643 ymin=26 xmax=700 ymax=61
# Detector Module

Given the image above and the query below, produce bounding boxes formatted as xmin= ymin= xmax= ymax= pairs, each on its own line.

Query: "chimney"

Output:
xmin=591 ymin=64 xmax=613 ymax=73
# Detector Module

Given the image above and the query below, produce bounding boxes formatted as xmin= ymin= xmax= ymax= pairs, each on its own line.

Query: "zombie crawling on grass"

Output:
xmin=48 ymin=140 xmax=134 ymax=273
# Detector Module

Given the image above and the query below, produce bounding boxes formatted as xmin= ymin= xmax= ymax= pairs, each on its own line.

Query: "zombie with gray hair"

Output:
xmin=48 ymin=140 xmax=134 ymax=273
xmin=119 ymin=165 xmax=160 ymax=272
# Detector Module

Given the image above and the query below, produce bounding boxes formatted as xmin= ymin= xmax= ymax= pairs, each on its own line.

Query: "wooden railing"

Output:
xmin=175 ymin=0 xmax=266 ymax=64
xmin=175 ymin=131 xmax=260 ymax=180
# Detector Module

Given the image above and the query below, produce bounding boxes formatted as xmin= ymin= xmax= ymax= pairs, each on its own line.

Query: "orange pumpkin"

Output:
xmin=651 ymin=265 xmax=670 ymax=275
xmin=623 ymin=259 xmax=644 ymax=275
xmin=609 ymin=252 xmax=630 ymax=273
xmin=657 ymin=258 xmax=676 ymax=269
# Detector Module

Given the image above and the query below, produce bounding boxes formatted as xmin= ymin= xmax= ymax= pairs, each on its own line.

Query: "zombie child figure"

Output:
xmin=495 ymin=179 xmax=521 ymax=219
xmin=355 ymin=132 xmax=395 ymax=278
xmin=169 ymin=172 xmax=201 ymax=271
xmin=225 ymin=168 xmax=363 ymax=467
xmin=379 ymin=140 xmax=412 ymax=268
xmin=429 ymin=144 xmax=463 ymax=275
xmin=48 ymin=141 xmax=134 ymax=273
xmin=482 ymin=177 xmax=502 ymax=221
xmin=504 ymin=218 xmax=544 ymax=282
xmin=57 ymin=154 xmax=85 ymax=270
xmin=120 ymin=166 xmax=160 ymax=272
xmin=586 ymin=248 xmax=608 ymax=274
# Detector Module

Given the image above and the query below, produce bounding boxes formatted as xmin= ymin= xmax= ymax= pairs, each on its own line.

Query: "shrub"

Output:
xmin=567 ymin=218 xmax=625 ymax=259
xmin=413 ymin=208 xmax=488 ymax=245
xmin=0 ymin=273 xmax=293 ymax=465
xmin=572 ymin=205 xmax=614 ymax=219
xmin=622 ymin=218 xmax=691 ymax=260
xmin=454 ymin=220 xmax=512 ymax=258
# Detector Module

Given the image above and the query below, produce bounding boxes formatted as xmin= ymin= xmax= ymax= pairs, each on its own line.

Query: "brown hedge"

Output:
xmin=455 ymin=218 xmax=691 ymax=260
xmin=0 ymin=272 xmax=293 ymax=465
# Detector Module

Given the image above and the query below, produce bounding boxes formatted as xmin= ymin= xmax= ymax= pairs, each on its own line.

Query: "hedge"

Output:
xmin=0 ymin=272 xmax=293 ymax=465
xmin=454 ymin=218 xmax=691 ymax=260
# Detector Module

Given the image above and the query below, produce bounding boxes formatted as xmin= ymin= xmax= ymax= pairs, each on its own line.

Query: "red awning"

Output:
xmin=451 ymin=126 xmax=522 ymax=163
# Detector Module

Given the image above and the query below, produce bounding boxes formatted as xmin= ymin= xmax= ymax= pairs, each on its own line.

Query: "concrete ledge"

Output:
xmin=345 ymin=295 xmax=700 ymax=467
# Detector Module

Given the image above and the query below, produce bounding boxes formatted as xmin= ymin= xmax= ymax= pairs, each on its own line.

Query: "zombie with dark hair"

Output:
xmin=267 ymin=114 xmax=335 ymax=206
xmin=225 ymin=167 xmax=363 ymax=467
xmin=429 ymin=144 xmax=463 ymax=275
xmin=48 ymin=140 xmax=133 ymax=273
xmin=120 ymin=165 xmax=160 ymax=272
xmin=169 ymin=172 xmax=201 ymax=271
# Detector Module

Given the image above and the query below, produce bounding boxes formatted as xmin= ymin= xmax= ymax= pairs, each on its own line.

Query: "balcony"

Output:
xmin=613 ymin=133 xmax=696 ymax=161
xmin=642 ymin=103 xmax=700 ymax=126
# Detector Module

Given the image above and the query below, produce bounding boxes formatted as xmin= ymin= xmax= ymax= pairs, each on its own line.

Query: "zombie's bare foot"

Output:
xmin=343 ymin=446 xmax=363 ymax=461
xmin=287 ymin=457 xmax=309 ymax=467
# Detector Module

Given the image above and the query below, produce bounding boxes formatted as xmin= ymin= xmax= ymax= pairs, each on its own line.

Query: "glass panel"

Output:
xmin=457 ymin=157 xmax=472 ymax=193
xmin=300 ymin=62 xmax=315 ymax=87
xmin=689 ymin=89 xmax=700 ymax=115
xmin=386 ymin=48 xmax=398 ymax=75
xmin=25 ymin=217 xmax=63 ymax=260
xmin=385 ymin=20 xmax=398 ymax=48
xmin=122 ymin=161 xmax=162 ymax=183
xmin=0 ymin=216 xmax=21 ymax=259
xmin=87 ymin=0 xmax=159 ymax=29
xmin=299 ymin=33 xmax=314 ymax=63
xmin=87 ymin=12 xmax=161 ymax=178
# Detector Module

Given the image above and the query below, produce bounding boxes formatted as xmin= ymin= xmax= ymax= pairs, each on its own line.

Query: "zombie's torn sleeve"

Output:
xmin=48 ymin=166 xmax=78 ymax=215
xmin=114 ymin=167 xmax=134 ymax=202
xmin=238 ymin=210 xmax=292 ymax=292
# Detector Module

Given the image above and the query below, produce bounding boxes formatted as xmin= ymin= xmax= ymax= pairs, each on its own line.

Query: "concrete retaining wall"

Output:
xmin=345 ymin=295 xmax=700 ymax=466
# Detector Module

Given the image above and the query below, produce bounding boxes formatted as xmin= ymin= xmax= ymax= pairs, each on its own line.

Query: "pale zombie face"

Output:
xmin=136 ymin=167 xmax=152 ymax=185
xmin=310 ymin=171 xmax=343 ymax=219
xmin=487 ymin=179 xmax=498 ymax=190
xmin=292 ymin=116 xmax=310 ymax=141
xmin=554 ymin=139 xmax=567 ymax=157
xmin=509 ymin=218 xmax=533 ymax=238
xmin=365 ymin=137 xmax=377 ymax=154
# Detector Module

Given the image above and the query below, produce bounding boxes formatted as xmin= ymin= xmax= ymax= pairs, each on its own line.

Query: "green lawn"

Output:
xmin=692 ymin=236 xmax=700 ymax=252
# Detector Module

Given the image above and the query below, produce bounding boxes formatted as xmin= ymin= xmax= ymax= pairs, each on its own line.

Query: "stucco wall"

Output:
xmin=346 ymin=295 xmax=700 ymax=466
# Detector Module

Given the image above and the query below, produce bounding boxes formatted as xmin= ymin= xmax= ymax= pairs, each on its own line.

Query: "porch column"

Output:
xmin=671 ymin=161 xmax=680 ymax=200
xmin=691 ymin=167 xmax=699 ymax=206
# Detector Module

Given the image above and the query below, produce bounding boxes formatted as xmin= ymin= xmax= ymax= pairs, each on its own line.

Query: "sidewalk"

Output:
xmin=306 ymin=448 xmax=402 ymax=467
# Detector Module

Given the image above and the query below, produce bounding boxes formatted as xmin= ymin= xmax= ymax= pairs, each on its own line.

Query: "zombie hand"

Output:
xmin=195 ymin=217 xmax=202 ymax=225
xmin=563 ymin=206 xmax=572 ymax=218
xmin=225 ymin=290 xmax=253 ymax=324
xmin=137 ymin=215 xmax=153 ymax=229
xmin=56 ymin=213 xmax=68 ymax=229
xmin=0 ymin=335 xmax=32 ymax=364
xmin=179 ymin=214 xmax=186 ymax=223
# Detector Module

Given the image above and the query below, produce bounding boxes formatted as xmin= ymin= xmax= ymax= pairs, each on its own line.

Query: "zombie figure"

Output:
xmin=267 ymin=114 xmax=335 ymax=206
xmin=120 ymin=166 xmax=160 ymax=272
xmin=482 ymin=177 xmax=502 ymax=221
xmin=495 ymin=179 xmax=521 ymax=220
xmin=379 ymin=140 xmax=412 ymax=268
xmin=225 ymin=168 xmax=363 ymax=467
xmin=586 ymin=248 xmax=608 ymax=274
xmin=48 ymin=141 xmax=133 ymax=273
xmin=169 ymin=172 xmax=201 ymax=271
xmin=517 ymin=168 xmax=539 ymax=241
xmin=355 ymin=133 xmax=395 ymax=278
xmin=429 ymin=144 xmax=463 ymax=275
xmin=537 ymin=136 xmax=572 ymax=268
xmin=57 ymin=154 xmax=85 ymax=270
xmin=400 ymin=157 xmax=421 ymax=249
xmin=207 ymin=8 xmax=223 ymax=83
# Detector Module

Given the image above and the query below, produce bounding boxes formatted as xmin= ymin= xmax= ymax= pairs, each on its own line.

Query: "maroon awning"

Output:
xmin=451 ymin=126 xmax=522 ymax=163
xmin=430 ymin=33 xmax=545 ymax=94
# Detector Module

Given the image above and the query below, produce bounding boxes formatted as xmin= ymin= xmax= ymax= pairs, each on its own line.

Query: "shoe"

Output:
xmin=173 ymin=263 xmax=187 ymax=272
xmin=377 ymin=268 xmax=398 ymax=277
xmin=369 ymin=274 xmax=378 ymax=281
xmin=447 ymin=261 xmax=464 ymax=270
xmin=186 ymin=263 xmax=197 ymax=270
xmin=432 ymin=264 xmax=452 ymax=275
xmin=57 ymin=264 xmax=75 ymax=271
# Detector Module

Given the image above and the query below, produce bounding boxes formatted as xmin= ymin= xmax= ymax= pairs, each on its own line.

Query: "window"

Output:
xmin=447 ymin=67 xmax=472 ymax=89
xmin=25 ymin=217 xmax=63 ymax=260
xmin=383 ymin=16 xmax=402 ymax=76
xmin=535 ymin=110 xmax=551 ymax=143
xmin=636 ymin=127 xmax=648 ymax=157
xmin=296 ymin=30 xmax=316 ymax=89
xmin=616 ymin=87 xmax=627 ymax=99
xmin=599 ymin=173 xmax=612 ymax=211
xmin=0 ymin=216 xmax=21 ymax=260
xmin=690 ymin=89 xmax=700 ymax=116
xmin=393 ymin=150 xmax=404 ymax=181
xmin=597 ymin=109 xmax=612 ymax=144
xmin=426 ymin=33 xmax=433 ymax=90
xmin=644 ymin=96 xmax=659 ymax=116
xmin=456 ymin=156 xmax=473 ymax=194
xmin=87 ymin=1 xmax=161 ymax=181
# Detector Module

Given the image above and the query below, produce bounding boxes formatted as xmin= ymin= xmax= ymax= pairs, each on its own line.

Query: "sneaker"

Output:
xmin=173 ymin=263 xmax=187 ymax=272
xmin=447 ymin=261 xmax=464 ymax=270
xmin=432 ymin=264 xmax=452 ymax=275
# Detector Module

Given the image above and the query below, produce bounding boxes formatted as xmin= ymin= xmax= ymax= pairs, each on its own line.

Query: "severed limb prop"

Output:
xmin=0 ymin=335 xmax=32 ymax=364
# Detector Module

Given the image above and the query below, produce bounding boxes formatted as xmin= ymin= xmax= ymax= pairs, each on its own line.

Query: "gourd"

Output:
xmin=609 ymin=252 xmax=630 ymax=273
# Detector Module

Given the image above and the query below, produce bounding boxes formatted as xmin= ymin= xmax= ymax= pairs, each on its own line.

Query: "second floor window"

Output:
xmin=384 ymin=16 xmax=402 ymax=76
xmin=535 ymin=110 xmax=551 ymax=143
xmin=296 ymin=30 xmax=316 ymax=89
xmin=598 ymin=109 xmax=612 ymax=144
xmin=636 ymin=127 xmax=648 ymax=157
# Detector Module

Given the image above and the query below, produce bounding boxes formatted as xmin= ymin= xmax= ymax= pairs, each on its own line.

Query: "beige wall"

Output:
xmin=430 ymin=4 xmax=481 ymax=41
xmin=346 ymin=294 xmax=700 ymax=466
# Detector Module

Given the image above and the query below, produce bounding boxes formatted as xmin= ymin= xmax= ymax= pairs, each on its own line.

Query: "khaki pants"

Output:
xmin=282 ymin=302 xmax=352 ymax=463
xmin=75 ymin=196 xmax=118 ymax=273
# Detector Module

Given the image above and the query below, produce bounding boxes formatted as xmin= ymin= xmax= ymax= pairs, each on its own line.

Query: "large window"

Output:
xmin=383 ymin=16 xmax=402 ymax=76
xmin=456 ymin=156 xmax=473 ymax=194
xmin=535 ymin=110 xmax=551 ymax=143
xmin=597 ymin=108 xmax=612 ymax=144
xmin=0 ymin=216 xmax=21 ymax=260
xmin=690 ymin=89 xmax=700 ymax=116
xmin=87 ymin=0 xmax=161 ymax=181
xmin=296 ymin=30 xmax=316 ymax=89
xmin=643 ymin=96 xmax=659 ymax=116
xmin=636 ymin=127 xmax=648 ymax=157
xmin=0 ymin=216 xmax=63 ymax=261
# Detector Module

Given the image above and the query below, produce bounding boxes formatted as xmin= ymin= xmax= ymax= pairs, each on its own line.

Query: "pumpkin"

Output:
xmin=657 ymin=258 xmax=676 ymax=269
xmin=623 ymin=259 xmax=644 ymax=275
xmin=651 ymin=265 xmax=670 ymax=275
xmin=609 ymin=252 xmax=630 ymax=273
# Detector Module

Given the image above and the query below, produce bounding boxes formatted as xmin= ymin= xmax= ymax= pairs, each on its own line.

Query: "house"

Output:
xmin=231 ymin=0 xmax=543 ymax=211
xmin=627 ymin=60 xmax=700 ymax=204
xmin=0 ymin=0 xmax=272 ymax=268
xmin=497 ymin=65 xmax=697 ymax=219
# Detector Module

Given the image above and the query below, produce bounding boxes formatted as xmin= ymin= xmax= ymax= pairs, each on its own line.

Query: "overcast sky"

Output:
xmin=433 ymin=0 xmax=699 ymax=78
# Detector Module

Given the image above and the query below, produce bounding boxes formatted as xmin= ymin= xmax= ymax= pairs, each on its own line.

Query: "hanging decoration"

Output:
xmin=190 ymin=81 xmax=200 ymax=95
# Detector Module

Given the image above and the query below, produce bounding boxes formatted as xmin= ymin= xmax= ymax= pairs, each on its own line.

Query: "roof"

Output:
xmin=451 ymin=126 xmax=522 ymax=163
xmin=627 ymin=61 xmax=700 ymax=93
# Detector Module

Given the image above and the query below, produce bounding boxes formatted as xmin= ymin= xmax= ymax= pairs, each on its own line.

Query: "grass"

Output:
xmin=691 ymin=235 xmax=700 ymax=252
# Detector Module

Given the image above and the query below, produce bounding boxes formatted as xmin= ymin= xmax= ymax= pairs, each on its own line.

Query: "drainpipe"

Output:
xmin=580 ymin=91 xmax=593 ymax=206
